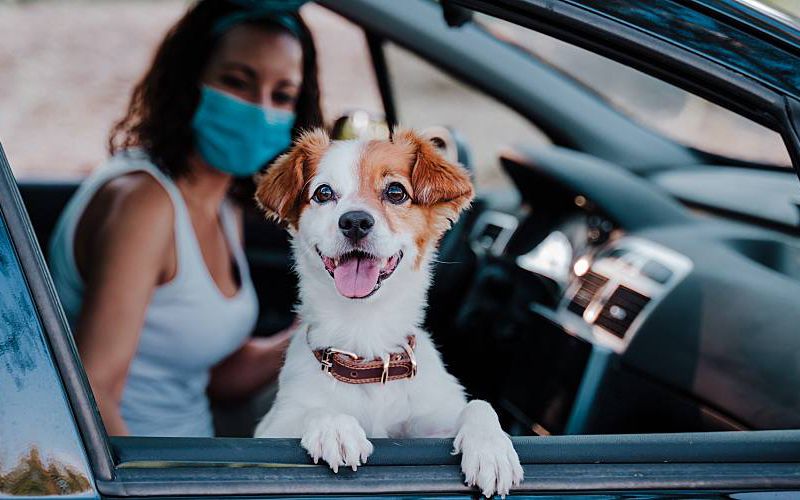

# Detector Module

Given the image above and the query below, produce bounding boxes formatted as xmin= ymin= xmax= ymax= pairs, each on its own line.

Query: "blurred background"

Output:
xmin=0 ymin=0 xmax=796 ymax=189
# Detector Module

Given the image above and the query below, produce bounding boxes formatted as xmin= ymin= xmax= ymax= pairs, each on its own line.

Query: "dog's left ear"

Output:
xmin=255 ymin=129 xmax=330 ymax=227
xmin=397 ymin=129 xmax=474 ymax=220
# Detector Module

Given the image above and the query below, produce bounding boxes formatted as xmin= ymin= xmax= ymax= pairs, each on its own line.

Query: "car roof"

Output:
xmin=712 ymin=0 xmax=800 ymax=43
xmin=552 ymin=0 xmax=800 ymax=101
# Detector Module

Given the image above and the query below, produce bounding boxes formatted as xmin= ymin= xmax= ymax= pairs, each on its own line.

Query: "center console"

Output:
xmin=459 ymin=210 xmax=702 ymax=436
xmin=550 ymin=236 xmax=692 ymax=354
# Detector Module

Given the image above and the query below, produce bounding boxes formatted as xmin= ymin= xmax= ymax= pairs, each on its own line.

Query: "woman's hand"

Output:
xmin=208 ymin=320 xmax=299 ymax=401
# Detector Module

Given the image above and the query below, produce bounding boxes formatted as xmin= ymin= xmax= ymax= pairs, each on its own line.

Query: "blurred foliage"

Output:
xmin=0 ymin=447 xmax=91 ymax=496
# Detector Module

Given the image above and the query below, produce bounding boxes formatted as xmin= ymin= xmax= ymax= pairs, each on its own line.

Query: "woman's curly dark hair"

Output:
xmin=109 ymin=0 xmax=323 ymax=181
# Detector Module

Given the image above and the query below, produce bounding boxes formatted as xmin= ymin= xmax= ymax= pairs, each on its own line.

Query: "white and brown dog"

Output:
xmin=253 ymin=128 xmax=523 ymax=497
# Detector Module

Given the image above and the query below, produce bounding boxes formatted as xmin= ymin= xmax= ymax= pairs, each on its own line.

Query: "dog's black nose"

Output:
xmin=339 ymin=210 xmax=374 ymax=242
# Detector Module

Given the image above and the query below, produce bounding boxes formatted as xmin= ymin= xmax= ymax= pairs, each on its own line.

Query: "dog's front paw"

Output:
xmin=301 ymin=413 xmax=373 ymax=473
xmin=454 ymin=402 xmax=523 ymax=498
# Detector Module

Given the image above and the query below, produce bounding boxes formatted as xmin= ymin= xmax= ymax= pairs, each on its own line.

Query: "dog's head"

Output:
xmin=255 ymin=128 xmax=473 ymax=301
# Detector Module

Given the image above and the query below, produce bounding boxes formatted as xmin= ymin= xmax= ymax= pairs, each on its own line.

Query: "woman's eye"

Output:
xmin=220 ymin=75 xmax=248 ymax=90
xmin=384 ymin=183 xmax=409 ymax=204
xmin=312 ymin=184 xmax=335 ymax=203
xmin=273 ymin=90 xmax=297 ymax=106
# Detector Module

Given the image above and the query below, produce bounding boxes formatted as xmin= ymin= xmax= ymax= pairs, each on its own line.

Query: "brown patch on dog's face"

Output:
xmin=355 ymin=130 xmax=474 ymax=268
xmin=255 ymin=129 xmax=330 ymax=227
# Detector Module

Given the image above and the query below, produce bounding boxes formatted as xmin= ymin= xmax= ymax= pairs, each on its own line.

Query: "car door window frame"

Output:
xmin=0 ymin=148 xmax=98 ymax=499
xmin=0 ymin=145 xmax=115 ymax=484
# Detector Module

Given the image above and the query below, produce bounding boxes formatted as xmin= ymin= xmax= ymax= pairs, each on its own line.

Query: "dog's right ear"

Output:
xmin=255 ymin=129 xmax=330 ymax=227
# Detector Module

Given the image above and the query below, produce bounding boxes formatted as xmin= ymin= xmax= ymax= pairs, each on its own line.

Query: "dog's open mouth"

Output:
xmin=317 ymin=248 xmax=403 ymax=299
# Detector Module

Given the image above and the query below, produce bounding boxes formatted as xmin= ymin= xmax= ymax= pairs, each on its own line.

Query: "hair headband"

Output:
xmin=213 ymin=0 xmax=308 ymax=38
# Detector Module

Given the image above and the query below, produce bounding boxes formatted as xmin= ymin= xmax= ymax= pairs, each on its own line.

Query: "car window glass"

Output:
xmin=384 ymin=42 xmax=550 ymax=191
xmin=477 ymin=16 xmax=792 ymax=168
xmin=0 ymin=212 xmax=95 ymax=497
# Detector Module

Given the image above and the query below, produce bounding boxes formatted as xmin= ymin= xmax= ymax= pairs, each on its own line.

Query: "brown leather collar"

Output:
xmin=311 ymin=335 xmax=417 ymax=385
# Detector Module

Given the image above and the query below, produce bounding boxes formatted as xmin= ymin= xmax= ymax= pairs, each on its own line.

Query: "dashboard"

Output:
xmin=445 ymin=143 xmax=800 ymax=435
xmin=551 ymin=235 xmax=691 ymax=354
xmin=471 ymin=205 xmax=692 ymax=354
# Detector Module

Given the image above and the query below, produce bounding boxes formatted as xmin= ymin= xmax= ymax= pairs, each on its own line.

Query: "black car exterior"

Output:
xmin=3 ymin=0 xmax=800 ymax=498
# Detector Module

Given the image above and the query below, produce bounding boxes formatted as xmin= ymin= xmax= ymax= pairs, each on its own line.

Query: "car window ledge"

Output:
xmin=98 ymin=433 xmax=800 ymax=496
xmin=97 ymin=462 xmax=800 ymax=497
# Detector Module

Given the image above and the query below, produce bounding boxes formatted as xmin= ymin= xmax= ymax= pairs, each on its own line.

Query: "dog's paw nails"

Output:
xmin=457 ymin=429 xmax=523 ymax=498
xmin=301 ymin=413 xmax=373 ymax=473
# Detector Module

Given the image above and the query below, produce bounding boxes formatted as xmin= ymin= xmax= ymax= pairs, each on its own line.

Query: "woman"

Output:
xmin=49 ymin=0 xmax=322 ymax=437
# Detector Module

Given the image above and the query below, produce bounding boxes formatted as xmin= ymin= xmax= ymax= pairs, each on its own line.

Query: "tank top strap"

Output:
xmin=104 ymin=151 xmax=198 ymax=275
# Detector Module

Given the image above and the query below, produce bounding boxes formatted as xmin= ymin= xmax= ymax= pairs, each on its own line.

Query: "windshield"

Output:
xmin=477 ymin=15 xmax=793 ymax=168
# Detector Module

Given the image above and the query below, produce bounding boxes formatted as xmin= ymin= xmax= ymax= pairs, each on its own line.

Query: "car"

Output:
xmin=3 ymin=0 xmax=800 ymax=497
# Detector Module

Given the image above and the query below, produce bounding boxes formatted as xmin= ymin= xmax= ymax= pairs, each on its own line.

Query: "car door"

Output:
xmin=5 ymin=0 xmax=800 ymax=499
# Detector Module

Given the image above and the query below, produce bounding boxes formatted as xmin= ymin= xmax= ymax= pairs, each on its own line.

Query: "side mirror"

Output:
xmin=330 ymin=110 xmax=390 ymax=140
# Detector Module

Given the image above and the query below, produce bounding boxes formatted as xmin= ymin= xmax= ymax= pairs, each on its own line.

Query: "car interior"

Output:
xmin=13 ymin=0 xmax=800 ymax=444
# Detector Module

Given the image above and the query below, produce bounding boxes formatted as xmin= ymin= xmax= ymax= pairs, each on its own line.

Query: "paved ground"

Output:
xmin=0 ymin=0 xmax=793 ymax=188
xmin=0 ymin=1 xmax=185 ymax=177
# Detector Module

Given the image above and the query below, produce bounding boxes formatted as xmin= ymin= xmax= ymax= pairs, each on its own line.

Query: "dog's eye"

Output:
xmin=384 ymin=183 xmax=409 ymax=204
xmin=312 ymin=184 xmax=335 ymax=204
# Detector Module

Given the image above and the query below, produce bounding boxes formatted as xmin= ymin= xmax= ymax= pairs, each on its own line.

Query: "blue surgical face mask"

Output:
xmin=191 ymin=85 xmax=296 ymax=177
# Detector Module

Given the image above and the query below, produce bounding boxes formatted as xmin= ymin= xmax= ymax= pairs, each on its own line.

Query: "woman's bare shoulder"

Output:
xmin=78 ymin=171 xmax=176 ymax=263
xmin=99 ymin=171 xmax=174 ymax=215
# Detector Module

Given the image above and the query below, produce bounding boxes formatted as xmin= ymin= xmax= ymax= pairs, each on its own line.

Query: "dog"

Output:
xmin=253 ymin=128 xmax=523 ymax=497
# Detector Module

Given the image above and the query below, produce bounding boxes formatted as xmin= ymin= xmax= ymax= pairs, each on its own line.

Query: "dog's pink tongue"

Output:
xmin=333 ymin=257 xmax=380 ymax=298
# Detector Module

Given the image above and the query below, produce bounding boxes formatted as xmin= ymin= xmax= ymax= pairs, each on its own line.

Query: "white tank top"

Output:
xmin=48 ymin=150 xmax=258 ymax=437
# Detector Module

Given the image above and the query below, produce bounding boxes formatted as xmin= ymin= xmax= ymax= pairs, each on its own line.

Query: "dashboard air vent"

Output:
xmin=567 ymin=271 xmax=608 ymax=316
xmin=595 ymin=285 xmax=651 ymax=339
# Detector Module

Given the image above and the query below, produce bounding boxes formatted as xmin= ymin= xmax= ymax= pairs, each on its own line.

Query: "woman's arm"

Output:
xmin=74 ymin=175 xmax=174 ymax=436
xmin=207 ymin=324 xmax=295 ymax=402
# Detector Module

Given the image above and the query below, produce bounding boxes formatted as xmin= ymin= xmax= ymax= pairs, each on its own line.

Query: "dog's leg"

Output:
xmin=405 ymin=374 xmax=523 ymax=497
xmin=299 ymin=409 xmax=374 ymax=473
xmin=454 ymin=400 xmax=523 ymax=498
xmin=256 ymin=406 xmax=374 ymax=472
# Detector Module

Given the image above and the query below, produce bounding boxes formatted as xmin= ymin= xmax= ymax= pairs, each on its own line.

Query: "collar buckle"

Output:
xmin=321 ymin=347 xmax=359 ymax=375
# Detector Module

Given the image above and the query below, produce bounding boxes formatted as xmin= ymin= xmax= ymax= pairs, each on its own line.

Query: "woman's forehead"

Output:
xmin=211 ymin=24 xmax=303 ymax=84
